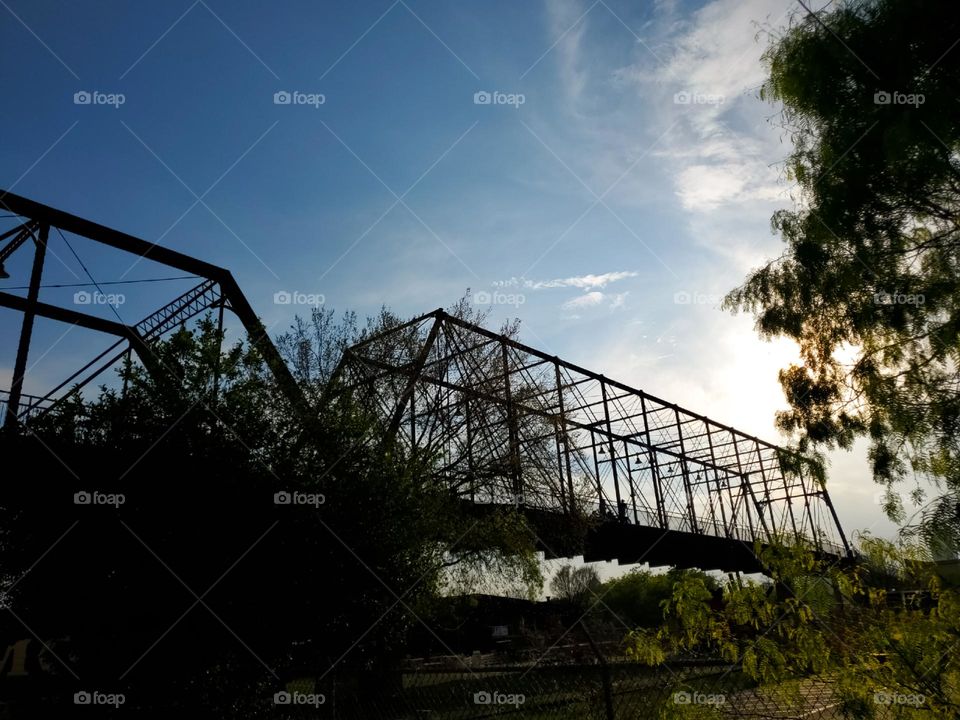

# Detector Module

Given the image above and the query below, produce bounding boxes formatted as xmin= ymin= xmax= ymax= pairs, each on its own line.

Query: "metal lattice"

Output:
xmin=332 ymin=310 xmax=852 ymax=568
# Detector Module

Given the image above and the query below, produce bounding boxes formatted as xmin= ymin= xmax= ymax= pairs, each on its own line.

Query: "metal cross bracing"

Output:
xmin=0 ymin=191 xmax=307 ymax=427
xmin=332 ymin=309 xmax=853 ymax=565
xmin=2 ymin=278 xmax=224 ymax=421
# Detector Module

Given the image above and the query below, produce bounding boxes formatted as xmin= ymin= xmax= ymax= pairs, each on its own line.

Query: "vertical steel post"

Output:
xmin=591 ymin=431 xmax=605 ymax=516
xmin=5 ymin=224 xmax=47 ymax=429
xmin=705 ymin=426 xmax=730 ymax=538
xmin=797 ymin=463 xmax=820 ymax=548
xmin=625 ymin=439 xmax=638 ymax=524
xmin=755 ymin=441 xmax=778 ymax=537
xmin=466 ymin=396 xmax=475 ymax=503
xmin=501 ymin=341 xmax=522 ymax=501
xmin=554 ymin=362 xmax=575 ymax=513
xmin=639 ymin=395 xmax=666 ymax=528
xmin=674 ymin=408 xmax=699 ymax=533
xmin=211 ymin=298 xmax=225 ymax=403
xmin=600 ymin=379 xmax=623 ymax=519
xmin=823 ymin=488 xmax=852 ymax=557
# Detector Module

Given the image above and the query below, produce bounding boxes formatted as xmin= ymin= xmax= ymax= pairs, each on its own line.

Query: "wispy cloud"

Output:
xmin=611 ymin=0 xmax=790 ymax=212
xmin=562 ymin=290 xmax=605 ymax=310
xmin=496 ymin=270 xmax=637 ymax=290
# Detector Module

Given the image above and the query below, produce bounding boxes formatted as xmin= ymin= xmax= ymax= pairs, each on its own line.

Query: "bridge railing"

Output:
xmin=471 ymin=496 xmax=848 ymax=559
xmin=0 ymin=390 xmax=58 ymax=424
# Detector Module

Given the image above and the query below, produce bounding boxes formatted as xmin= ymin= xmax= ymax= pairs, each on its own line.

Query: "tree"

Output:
xmin=600 ymin=568 xmax=719 ymax=629
xmin=627 ymin=539 xmax=960 ymax=718
xmin=275 ymin=295 xmax=546 ymax=598
xmin=725 ymin=0 xmax=960 ymax=552
xmin=0 ymin=311 xmax=542 ymax=716
xmin=550 ymin=564 xmax=601 ymax=605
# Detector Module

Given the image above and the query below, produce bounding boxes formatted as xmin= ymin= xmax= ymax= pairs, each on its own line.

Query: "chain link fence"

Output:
xmin=284 ymin=659 xmax=847 ymax=719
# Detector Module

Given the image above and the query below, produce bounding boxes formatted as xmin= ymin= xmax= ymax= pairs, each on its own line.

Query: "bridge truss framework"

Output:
xmin=0 ymin=191 xmax=306 ymax=426
xmin=333 ymin=309 xmax=853 ymax=560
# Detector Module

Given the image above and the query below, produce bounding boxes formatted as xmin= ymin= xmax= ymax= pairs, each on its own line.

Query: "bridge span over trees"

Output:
xmin=331 ymin=309 xmax=854 ymax=573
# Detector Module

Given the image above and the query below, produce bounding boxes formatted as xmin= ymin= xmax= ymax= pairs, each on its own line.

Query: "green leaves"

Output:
xmin=625 ymin=538 xmax=960 ymax=715
xmin=727 ymin=0 xmax=960 ymax=548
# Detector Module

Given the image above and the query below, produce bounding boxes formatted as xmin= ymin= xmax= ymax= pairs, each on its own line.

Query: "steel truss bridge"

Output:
xmin=0 ymin=192 xmax=852 ymax=574
xmin=0 ymin=191 xmax=306 ymax=427
xmin=333 ymin=310 xmax=853 ymax=573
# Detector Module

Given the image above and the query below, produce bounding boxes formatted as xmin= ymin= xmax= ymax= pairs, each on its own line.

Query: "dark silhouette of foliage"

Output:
xmin=725 ymin=0 xmax=960 ymax=553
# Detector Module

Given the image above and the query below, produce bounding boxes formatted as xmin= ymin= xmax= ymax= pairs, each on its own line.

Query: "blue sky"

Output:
xmin=0 ymin=0 xmax=901 ymax=540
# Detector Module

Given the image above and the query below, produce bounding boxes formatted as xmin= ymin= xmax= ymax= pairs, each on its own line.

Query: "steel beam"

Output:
xmin=4 ymin=224 xmax=47 ymax=428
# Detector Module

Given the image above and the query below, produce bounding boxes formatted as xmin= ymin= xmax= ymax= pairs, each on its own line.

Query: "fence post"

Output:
xmin=579 ymin=620 xmax=615 ymax=720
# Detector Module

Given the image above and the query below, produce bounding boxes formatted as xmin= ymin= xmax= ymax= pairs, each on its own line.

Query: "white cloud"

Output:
xmin=608 ymin=291 xmax=628 ymax=309
xmin=562 ymin=290 xmax=605 ymax=310
xmin=545 ymin=0 xmax=590 ymax=102
xmin=521 ymin=0 xmax=884 ymax=542
xmin=496 ymin=270 xmax=637 ymax=290
xmin=608 ymin=0 xmax=792 ymax=213
xmin=676 ymin=162 xmax=781 ymax=211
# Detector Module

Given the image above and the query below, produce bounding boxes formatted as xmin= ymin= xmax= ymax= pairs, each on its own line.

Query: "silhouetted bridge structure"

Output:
xmin=332 ymin=310 xmax=853 ymax=573
xmin=0 ymin=191 xmax=306 ymax=428
xmin=0 ymin=193 xmax=852 ymax=574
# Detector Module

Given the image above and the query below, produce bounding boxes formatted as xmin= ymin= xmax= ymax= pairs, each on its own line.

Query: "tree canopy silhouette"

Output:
xmin=725 ymin=0 xmax=960 ymax=553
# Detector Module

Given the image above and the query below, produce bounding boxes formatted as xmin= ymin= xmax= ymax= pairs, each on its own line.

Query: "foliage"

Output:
xmin=626 ymin=538 xmax=960 ymax=717
xmin=0 ymin=307 xmax=542 ymax=716
xmin=550 ymin=564 xmax=601 ymax=605
xmin=725 ymin=0 xmax=960 ymax=552
xmin=604 ymin=568 xmax=719 ymax=630
xmin=276 ymin=294 xmax=544 ymax=598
